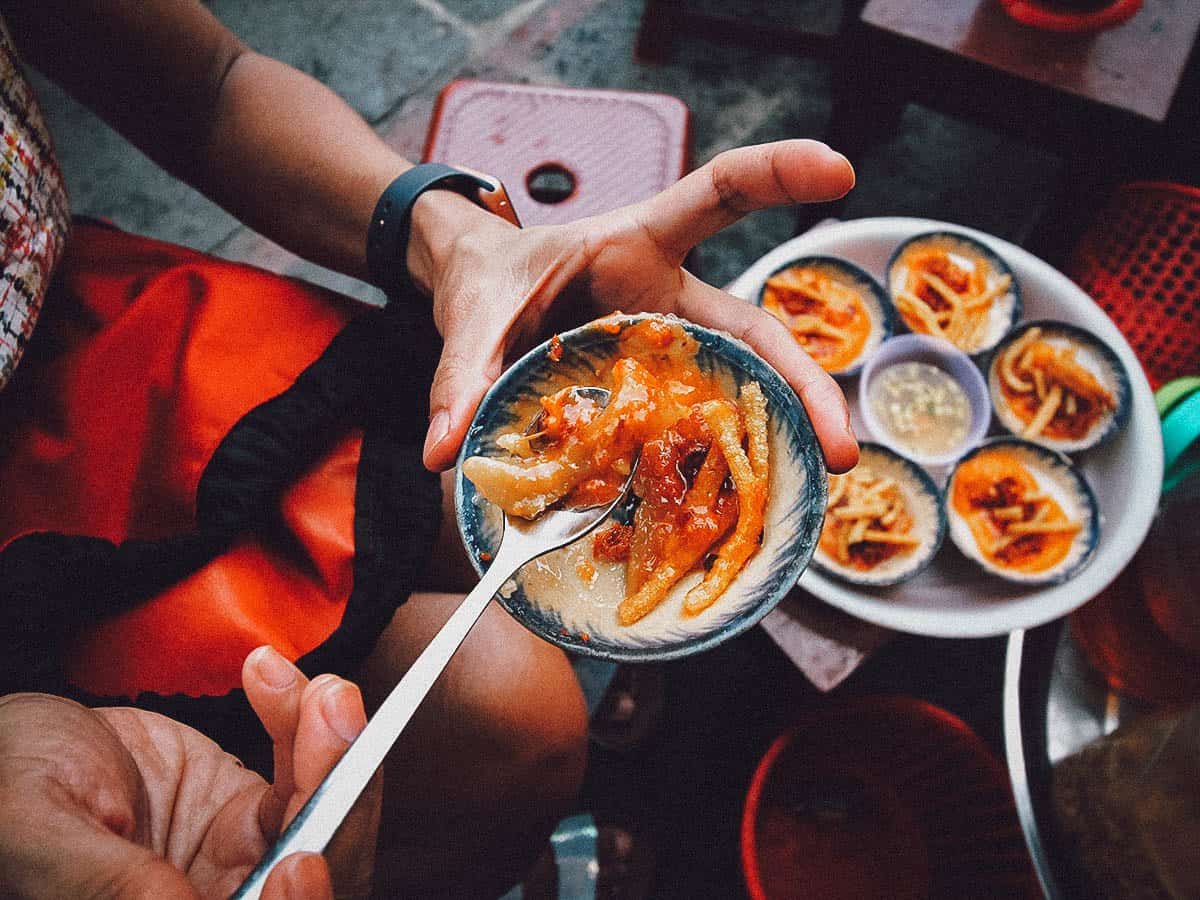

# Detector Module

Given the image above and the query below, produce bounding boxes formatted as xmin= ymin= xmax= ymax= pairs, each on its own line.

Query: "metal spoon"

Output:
xmin=234 ymin=387 xmax=629 ymax=899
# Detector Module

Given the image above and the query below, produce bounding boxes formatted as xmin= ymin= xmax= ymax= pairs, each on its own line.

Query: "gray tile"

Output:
xmin=536 ymin=0 xmax=831 ymax=161
xmin=674 ymin=0 xmax=842 ymax=35
xmin=691 ymin=203 xmax=798 ymax=290
xmin=207 ymin=0 xmax=470 ymax=122
xmin=29 ymin=70 xmax=242 ymax=250
xmin=533 ymin=0 xmax=833 ymax=286
xmin=440 ymin=0 xmax=536 ymax=25
xmin=840 ymin=103 xmax=1064 ymax=245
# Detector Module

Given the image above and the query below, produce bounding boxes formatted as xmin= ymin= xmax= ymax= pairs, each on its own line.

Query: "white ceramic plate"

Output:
xmin=727 ymin=217 xmax=1163 ymax=638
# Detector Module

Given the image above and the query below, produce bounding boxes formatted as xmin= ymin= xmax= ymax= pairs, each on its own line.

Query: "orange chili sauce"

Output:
xmin=898 ymin=248 xmax=985 ymax=332
xmin=951 ymin=450 xmax=1075 ymax=574
xmin=997 ymin=344 xmax=1111 ymax=441
xmin=535 ymin=319 xmax=740 ymax=582
xmin=761 ymin=266 xmax=872 ymax=372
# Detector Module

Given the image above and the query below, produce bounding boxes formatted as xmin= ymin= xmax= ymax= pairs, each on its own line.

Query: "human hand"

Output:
xmin=0 ymin=647 xmax=380 ymax=899
xmin=409 ymin=139 xmax=858 ymax=474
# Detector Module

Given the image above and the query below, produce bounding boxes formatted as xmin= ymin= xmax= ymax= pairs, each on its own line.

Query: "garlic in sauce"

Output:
xmin=869 ymin=361 xmax=971 ymax=457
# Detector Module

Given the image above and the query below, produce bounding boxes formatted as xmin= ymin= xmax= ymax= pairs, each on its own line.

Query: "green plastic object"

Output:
xmin=1161 ymin=388 xmax=1200 ymax=496
xmin=1155 ymin=376 xmax=1200 ymax=418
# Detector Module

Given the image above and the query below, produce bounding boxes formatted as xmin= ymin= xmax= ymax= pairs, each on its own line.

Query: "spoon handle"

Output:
xmin=232 ymin=556 xmax=519 ymax=899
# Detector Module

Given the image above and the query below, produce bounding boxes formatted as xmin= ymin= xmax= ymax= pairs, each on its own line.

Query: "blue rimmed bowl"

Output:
xmin=755 ymin=255 xmax=895 ymax=379
xmin=944 ymin=438 xmax=1101 ymax=586
xmin=986 ymin=319 xmax=1132 ymax=454
xmin=886 ymin=231 xmax=1021 ymax=358
xmin=454 ymin=313 xmax=828 ymax=662
xmin=811 ymin=443 xmax=947 ymax=588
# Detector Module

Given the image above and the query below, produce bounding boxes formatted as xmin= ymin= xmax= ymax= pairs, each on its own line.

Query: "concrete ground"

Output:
xmin=33 ymin=0 xmax=843 ymax=302
xmin=27 ymin=1 xmax=1199 ymax=897
xmin=34 ymin=0 xmax=1199 ymax=291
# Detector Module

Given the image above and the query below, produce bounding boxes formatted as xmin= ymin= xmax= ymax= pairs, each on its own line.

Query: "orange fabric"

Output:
xmin=0 ymin=223 xmax=366 ymax=697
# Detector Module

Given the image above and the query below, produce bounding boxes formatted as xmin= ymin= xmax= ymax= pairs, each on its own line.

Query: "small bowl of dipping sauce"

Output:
xmin=858 ymin=334 xmax=990 ymax=468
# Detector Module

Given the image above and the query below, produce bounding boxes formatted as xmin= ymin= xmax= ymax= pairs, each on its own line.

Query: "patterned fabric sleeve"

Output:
xmin=0 ymin=16 xmax=70 ymax=391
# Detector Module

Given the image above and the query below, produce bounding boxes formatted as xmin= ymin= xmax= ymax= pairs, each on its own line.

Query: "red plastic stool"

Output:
xmin=1066 ymin=181 xmax=1200 ymax=390
xmin=999 ymin=0 xmax=1142 ymax=34
xmin=423 ymin=80 xmax=690 ymax=227
xmin=741 ymin=697 xmax=1039 ymax=900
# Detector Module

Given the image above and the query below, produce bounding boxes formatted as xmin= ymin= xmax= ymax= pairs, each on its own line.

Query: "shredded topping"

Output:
xmin=761 ymin=266 xmax=872 ymax=372
xmin=996 ymin=327 xmax=1115 ymax=441
xmin=893 ymin=247 xmax=1011 ymax=352
xmin=820 ymin=465 xmax=921 ymax=571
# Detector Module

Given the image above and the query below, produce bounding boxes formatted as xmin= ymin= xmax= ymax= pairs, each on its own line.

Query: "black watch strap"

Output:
xmin=366 ymin=163 xmax=493 ymax=297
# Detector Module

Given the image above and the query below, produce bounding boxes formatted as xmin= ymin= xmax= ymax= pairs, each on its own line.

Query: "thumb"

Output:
xmin=424 ymin=331 xmax=503 ymax=472
xmin=261 ymin=852 xmax=333 ymax=900
xmin=94 ymin=853 xmax=200 ymax=899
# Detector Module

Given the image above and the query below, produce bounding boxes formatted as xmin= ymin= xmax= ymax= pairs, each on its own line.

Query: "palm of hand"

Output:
xmin=0 ymin=653 xmax=375 ymax=900
xmin=422 ymin=139 xmax=859 ymax=475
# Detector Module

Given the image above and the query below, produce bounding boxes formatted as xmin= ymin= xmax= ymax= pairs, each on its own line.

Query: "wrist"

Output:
xmin=368 ymin=164 xmax=521 ymax=298
xmin=405 ymin=189 xmax=503 ymax=296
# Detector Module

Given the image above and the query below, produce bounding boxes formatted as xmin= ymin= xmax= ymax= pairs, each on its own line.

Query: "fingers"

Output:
xmin=287 ymin=675 xmax=380 ymax=898
xmin=636 ymin=140 xmax=855 ymax=262
xmin=423 ymin=232 xmax=592 ymax=473
xmin=243 ymin=646 xmax=306 ymax=837
xmin=677 ymin=274 xmax=859 ymax=473
xmin=424 ymin=331 xmax=503 ymax=472
xmin=261 ymin=852 xmax=333 ymax=900
xmin=244 ymin=657 xmax=377 ymax=897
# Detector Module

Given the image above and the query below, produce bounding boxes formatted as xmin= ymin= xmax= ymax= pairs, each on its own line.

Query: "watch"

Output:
xmin=366 ymin=162 xmax=521 ymax=297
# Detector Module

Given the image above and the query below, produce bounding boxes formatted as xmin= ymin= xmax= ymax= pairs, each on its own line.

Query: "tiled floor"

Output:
xmin=26 ymin=1 xmax=1199 ymax=897
xmin=29 ymin=0 xmax=861 ymax=296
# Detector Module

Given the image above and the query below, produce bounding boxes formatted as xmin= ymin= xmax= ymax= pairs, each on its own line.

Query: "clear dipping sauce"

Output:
xmin=868 ymin=361 xmax=972 ymax=457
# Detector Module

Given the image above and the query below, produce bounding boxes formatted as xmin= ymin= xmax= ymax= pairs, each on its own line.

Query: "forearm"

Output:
xmin=4 ymin=0 xmax=488 ymax=292
xmin=196 ymin=51 xmax=407 ymax=282
xmin=201 ymin=51 xmax=500 ymax=290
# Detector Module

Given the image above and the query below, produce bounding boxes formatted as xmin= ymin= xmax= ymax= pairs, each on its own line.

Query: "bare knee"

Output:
xmin=360 ymin=595 xmax=587 ymax=895
xmin=359 ymin=593 xmax=588 ymax=819
xmin=443 ymin=610 xmax=588 ymax=809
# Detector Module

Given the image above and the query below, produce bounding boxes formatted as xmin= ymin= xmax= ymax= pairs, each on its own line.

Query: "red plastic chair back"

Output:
xmin=1066 ymin=181 xmax=1200 ymax=390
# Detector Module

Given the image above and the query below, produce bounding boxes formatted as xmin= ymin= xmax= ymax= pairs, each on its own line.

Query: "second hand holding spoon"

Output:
xmin=234 ymin=387 xmax=632 ymax=898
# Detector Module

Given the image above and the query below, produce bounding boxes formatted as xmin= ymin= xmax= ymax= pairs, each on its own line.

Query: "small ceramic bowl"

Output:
xmin=454 ymin=313 xmax=828 ymax=662
xmin=755 ymin=255 xmax=894 ymax=379
xmin=811 ymin=443 xmax=946 ymax=588
xmin=944 ymin=438 xmax=1101 ymax=586
xmin=858 ymin=334 xmax=991 ymax=469
xmin=886 ymin=231 xmax=1021 ymax=358
xmin=987 ymin=319 xmax=1132 ymax=454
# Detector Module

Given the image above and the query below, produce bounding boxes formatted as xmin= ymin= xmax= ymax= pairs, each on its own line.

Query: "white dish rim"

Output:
xmin=726 ymin=216 xmax=1163 ymax=638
